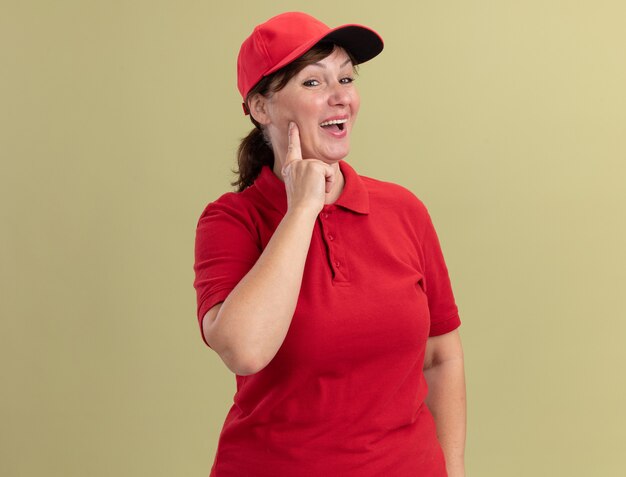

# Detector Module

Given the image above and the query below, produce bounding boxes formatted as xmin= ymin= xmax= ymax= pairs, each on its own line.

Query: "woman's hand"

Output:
xmin=281 ymin=122 xmax=335 ymax=215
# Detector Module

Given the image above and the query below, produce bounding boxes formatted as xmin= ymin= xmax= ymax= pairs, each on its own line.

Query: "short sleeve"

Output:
xmin=419 ymin=205 xmax=461 ymax=337
xmin=193 ymin=195 xmax=261 ymax=346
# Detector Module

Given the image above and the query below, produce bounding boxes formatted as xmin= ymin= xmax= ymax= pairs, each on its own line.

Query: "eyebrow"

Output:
xmin=309 ymin=58 xmax=353 ymax=69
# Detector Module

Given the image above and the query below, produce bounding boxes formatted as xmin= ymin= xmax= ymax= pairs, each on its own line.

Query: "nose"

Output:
xmin=328 ymin=82 xmax=351 ymax=107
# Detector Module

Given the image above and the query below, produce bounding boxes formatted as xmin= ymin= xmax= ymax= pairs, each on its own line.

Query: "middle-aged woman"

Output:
xmin=194 ymin=12 xmax=466 ymax=477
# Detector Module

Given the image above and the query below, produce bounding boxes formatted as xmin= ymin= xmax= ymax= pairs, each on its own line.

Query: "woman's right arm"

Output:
xmin=203 ymin=123 xmax=334 ymax=375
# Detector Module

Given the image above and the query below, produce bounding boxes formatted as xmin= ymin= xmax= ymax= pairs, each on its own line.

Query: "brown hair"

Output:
xmin=232 ymin=43 xmax=356 ymax=191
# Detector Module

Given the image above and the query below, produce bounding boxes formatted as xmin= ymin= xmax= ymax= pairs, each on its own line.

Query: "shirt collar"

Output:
xmin=253 ymin=160 xmax=370 ymax=216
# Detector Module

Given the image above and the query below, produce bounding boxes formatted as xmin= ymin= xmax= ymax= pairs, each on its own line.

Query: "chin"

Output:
xmin=329 ymin=150 xmax=350 ymax=162
xmin=318 ymin=154 xmax=347 ymax=165
xmin=319 ymin=145 xmax=351 ymax=163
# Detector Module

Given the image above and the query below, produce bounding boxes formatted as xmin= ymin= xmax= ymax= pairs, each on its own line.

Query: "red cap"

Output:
xmin=237 ymin=12 xmax=384 ymax=108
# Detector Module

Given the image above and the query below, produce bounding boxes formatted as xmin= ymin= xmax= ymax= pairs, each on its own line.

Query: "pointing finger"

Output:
xmin=282 ymin=122 xmax=303 ymax=178
xmin=286 ymin=122 xmax=302 ymax=161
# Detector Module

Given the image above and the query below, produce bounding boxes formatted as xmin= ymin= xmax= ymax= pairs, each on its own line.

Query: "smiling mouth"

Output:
xmin=319 ymin=119 xmax=347 ymax=132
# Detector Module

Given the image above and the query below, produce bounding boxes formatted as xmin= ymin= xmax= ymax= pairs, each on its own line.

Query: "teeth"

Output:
xmin=320 ymin=119 xmax=348 ymax=127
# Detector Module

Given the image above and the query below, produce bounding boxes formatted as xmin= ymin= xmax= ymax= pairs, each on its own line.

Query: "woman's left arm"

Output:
xmin=423 ymin=328 xmax=466 ymax=477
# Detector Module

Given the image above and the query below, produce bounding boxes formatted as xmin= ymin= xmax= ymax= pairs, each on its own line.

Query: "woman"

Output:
xmin=194 ymin=12 xmax=466 ymax=477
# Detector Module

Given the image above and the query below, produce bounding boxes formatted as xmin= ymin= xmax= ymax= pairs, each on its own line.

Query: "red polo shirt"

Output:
xmin=194 ymin=160 xmax=461 ymax=477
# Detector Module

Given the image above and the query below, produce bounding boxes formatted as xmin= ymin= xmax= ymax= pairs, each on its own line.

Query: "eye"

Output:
xmin=339 ymin=77 xmax=355 ymax=84
xmin=303 ymin=79 xmax=320 ymax=87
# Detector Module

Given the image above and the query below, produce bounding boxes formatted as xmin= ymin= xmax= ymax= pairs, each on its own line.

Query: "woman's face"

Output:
xmin=261 ymin=47 xmax=361 ymax=167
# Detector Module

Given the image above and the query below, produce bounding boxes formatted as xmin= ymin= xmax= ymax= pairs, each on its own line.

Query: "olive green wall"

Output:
xmin=2 ymin=1 xmax=625 ymax=475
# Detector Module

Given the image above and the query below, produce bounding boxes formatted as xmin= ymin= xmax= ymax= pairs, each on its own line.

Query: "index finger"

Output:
xmin=286 ymin=121 xmax=302 ymax=162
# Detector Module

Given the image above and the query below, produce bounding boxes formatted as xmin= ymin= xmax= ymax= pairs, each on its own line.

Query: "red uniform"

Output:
xmin=194 ymin=160 xmax=461 ymax=476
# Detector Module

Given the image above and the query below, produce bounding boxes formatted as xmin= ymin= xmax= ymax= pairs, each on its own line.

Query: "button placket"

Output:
xmin=319 ymin=206 xmax=348 ymax=283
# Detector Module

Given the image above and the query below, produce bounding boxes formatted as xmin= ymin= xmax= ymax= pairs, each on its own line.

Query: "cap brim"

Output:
xmin=263 ymin=23 xmax=384 ymax=78
xmin=323 ymin=25 xmax=384 ymax=64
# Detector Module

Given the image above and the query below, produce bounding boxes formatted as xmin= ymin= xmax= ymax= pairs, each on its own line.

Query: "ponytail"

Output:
xmin=232 ymin=126 xmax=274 ymax=192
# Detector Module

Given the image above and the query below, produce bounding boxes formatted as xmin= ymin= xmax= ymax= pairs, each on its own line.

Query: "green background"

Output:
xmin=2 ymin=1 xmax=625 ymax=475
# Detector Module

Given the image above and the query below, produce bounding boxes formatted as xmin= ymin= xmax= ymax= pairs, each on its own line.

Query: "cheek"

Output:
xmin=281 ymin=102 xmax=316 ymax=129
xmin=351 ymin=92 xmax=361 ymax=116
xmin=296 ymin=99 xmax=323 ymax=122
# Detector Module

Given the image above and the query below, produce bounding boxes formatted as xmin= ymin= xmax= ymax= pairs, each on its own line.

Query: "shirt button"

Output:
xmin=328 ymin=234 xmax=334 ymax=241
xmin=335 ymin=261 xmax=341 ymax=267
xmin=321 ymin=213 xmax=329 ymax=219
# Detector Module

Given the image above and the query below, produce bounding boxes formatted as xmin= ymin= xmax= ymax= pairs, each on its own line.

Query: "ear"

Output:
xmin=248 ymin=93 xmax=271 ymax=126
